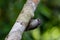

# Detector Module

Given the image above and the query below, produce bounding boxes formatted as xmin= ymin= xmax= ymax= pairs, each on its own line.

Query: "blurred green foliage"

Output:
xmin=0 ymin=0 xmax=60 ymax=40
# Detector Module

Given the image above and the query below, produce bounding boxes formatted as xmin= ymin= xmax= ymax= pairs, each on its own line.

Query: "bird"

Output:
xmin=25 ymin=18 xmax=41 ymax=31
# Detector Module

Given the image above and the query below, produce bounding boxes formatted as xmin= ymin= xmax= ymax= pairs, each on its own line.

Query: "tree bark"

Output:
xmin=5 ymin=0 xmax=40 ymax=40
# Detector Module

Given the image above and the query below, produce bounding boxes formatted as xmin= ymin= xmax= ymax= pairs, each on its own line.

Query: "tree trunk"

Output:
xmin=5 ymin=0 xmax=40 ymax=40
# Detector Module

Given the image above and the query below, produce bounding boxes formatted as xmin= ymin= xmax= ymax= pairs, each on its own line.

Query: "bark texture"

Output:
xmin=5 ymin=0 xmax=40 ymax=40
